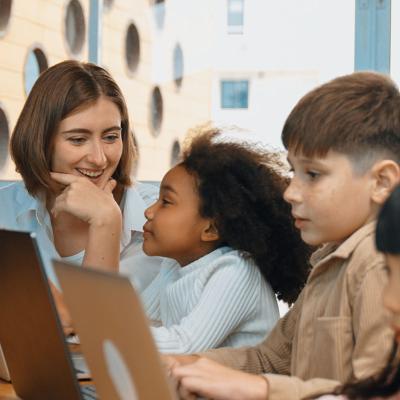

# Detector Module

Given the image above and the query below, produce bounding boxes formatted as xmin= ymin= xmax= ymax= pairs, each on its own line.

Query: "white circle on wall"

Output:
xmin=103 ymin=339 xmax=139 ymax=400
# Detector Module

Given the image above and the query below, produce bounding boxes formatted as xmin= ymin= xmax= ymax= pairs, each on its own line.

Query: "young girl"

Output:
xmin=55 ymin=125 xmax=311 ymax=353
xmin=137 ymin=127 xmax=311 ymax=353
xmin=316 ymin=186 xmax=400 ymax=400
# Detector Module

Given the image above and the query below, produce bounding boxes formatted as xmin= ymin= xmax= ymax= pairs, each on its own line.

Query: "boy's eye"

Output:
xmin=306 ymin=170 xmax=320 ymax=180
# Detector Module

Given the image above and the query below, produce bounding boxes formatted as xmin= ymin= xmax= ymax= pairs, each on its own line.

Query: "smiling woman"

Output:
xmin=51 ymin=97 xmax=123 ymax=188
xmin=0 ymin=60 xmax=163 ymax=331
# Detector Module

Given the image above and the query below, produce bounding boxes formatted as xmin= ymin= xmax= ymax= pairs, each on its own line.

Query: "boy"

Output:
xmin=167 ymin=72 xmax=400 ymax=400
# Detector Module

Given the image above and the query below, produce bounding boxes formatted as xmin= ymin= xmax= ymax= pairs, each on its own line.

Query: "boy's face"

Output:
xmin=284 ymin=150 xmax=377 ymax=246
xmin=142 ymin=165 xmax=215 ymax=266
xmin=383 ymin=254 xmax=400 ymax=344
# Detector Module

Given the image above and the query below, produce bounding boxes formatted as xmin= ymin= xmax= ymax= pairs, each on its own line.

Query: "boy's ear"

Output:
xmin=371 ymin=160 xmax=400 ymax=205
xmin=201 ymin=221 xmax=220 ymax=242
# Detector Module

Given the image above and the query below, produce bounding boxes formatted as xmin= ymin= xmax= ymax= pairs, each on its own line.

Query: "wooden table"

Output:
xmin=0 ymin=379 xmax=93 ymax=399
xmin=0 ymin=380 xmax=18 ymax=400
xmin=0 ymin=345 xmax=88 ymax=399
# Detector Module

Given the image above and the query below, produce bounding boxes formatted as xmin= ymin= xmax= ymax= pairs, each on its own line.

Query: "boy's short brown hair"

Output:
xmin=11 ymin=60 xmax=135 ymax=196
xmin=282 ymin=72 xmax=400 ymax=171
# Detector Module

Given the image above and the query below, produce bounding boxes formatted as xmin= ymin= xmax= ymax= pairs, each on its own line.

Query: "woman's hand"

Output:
xmin=50 ymin=172 xmax=122 ymax=271
xmin=172 ymin=357 xmax=269 ymax=400
xmin=50 ymin=172 xmax=120 ymax=227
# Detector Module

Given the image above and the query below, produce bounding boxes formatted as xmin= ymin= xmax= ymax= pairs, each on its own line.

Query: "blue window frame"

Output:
xmin=227 ymin=0 xmax=244 ymax=33
xmin=354 ymin=0 xmax=391 ymax=73
xmin=221 ymin=80 xmax=249 ymax=109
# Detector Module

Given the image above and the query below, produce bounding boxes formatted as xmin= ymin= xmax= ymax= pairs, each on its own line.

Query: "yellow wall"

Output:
xmin=0 ymin=0 xmax=212 ymax=181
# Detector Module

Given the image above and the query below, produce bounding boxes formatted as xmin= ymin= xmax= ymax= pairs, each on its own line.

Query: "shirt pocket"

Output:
xmin=309 ymin=316 xmax=353 ymax=382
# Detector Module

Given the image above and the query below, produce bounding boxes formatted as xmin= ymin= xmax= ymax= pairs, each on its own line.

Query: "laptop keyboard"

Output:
xmin=81 ymin=384 xmax=97 ymax=399
xmin=72 ymin=353 xmax=91 ymax=380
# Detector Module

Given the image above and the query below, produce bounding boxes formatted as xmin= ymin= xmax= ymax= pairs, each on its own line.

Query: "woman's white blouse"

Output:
xmin=0 ymin=181 xmax=163 ymax=290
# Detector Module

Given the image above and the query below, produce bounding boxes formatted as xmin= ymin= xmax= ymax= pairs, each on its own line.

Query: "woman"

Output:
xmin=0 ymin=60 xmax=162 ymax=328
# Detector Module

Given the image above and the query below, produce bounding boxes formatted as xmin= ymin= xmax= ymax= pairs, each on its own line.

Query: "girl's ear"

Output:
xmin=201 ymin=221 xmax=220 ymax=242
xmin=371 ymin=160 xmax=400 ymax=205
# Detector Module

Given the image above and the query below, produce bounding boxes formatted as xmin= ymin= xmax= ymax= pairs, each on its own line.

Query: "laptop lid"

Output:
xmin=54 ymin=260 xmax=177 ymax=400
xmin=0 ymin=229 xmax=86 ymax=400
xmin=0 ymin=344 xmax=10 ymax=381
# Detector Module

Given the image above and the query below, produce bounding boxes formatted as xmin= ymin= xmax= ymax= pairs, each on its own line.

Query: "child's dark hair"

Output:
xmin=180 ymin=126 xmax=312 ymax=304
xmin=336 ymin=186 xmax=400 ymax=399
xmin=282 ymin=72 xmax=400 ymax=173
xmin=339 ymin=341 xmax=400 ymax=399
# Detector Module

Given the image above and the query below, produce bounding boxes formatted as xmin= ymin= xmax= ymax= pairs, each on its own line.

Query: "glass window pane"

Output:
xmin=221 ymin=80 xmax=248 ymax=109
xmin=24 ymin=51 xmax=40 ymax=95
xmin=228 ymin=0 xmax=244 ymax=26
xmin=0 ymin=107 xmax=9 ymax=171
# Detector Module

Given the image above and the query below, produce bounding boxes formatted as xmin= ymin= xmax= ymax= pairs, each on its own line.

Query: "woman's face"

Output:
xmin=383 ymin=253 xmax=400 ymax=344
xmin=51 ymin=96 xmax=123 ymax=189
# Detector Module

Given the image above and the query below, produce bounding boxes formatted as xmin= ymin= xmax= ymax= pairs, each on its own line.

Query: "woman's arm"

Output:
xmin=50 ymin=172 xmax=122 ymax=271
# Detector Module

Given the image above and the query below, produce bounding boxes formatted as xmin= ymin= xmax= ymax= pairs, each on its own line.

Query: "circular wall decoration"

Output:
xmin=125 ymin=22 xmax=140 ymax=74
xmin=170 ymin=140 xmax=181 ymax=166
xmin=0 ymin=106 xmax=9 ymax=171
xmin=173 ymin=43 xmax=184 ymax=89
xmin=0 ymin=0 xmax=12 ymax=38
xmin=150 ymin=86 xmax=163 ymax=137
xmin=65 ymin=0 xmax=85 ymax=55
xmin=24 ymin=47 xmax=48 ymax=95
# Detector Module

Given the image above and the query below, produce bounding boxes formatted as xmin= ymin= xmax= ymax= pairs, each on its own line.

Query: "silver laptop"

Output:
xmin=54 ymin=260 xmax=177 ymax=400
xmin=0 ymin=229 xmax=96 ymax=400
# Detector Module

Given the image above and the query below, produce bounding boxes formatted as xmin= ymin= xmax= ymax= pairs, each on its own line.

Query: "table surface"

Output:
xmin=0 ymin=379 xmax=94 ymax=399
xmin=0 ymin=380 xmax=17 ymax=400
xmin=0 ymin=344 xmax=88 ymax=399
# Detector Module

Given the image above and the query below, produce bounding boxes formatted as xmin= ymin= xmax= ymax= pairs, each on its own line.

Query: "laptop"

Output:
xmin=0 ymin=229 xmax=96 ymax=400
xmin=0 ymin=344 xmax=10 ymax=381
xmin=54 ymin=260 xmax=177 ymax=400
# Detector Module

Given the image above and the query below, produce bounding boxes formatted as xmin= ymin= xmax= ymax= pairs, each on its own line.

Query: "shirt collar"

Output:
xmin=15 ymin=187 xmax=53 ymax=236
xmin=310 ymin=221 xmax=377 ymax=269
xmin=121 ymin=186 xmax=148 ymax=246
xmin=15 ymin=187 xmax=44 ymax=223
xmin=178 ymin=246 xmax=232 ymax=276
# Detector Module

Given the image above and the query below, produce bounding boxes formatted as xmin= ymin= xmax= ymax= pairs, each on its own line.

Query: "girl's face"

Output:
xmin=51 ymin=96 xmax=123 ymax=189
xmin=143 ymin=165 xmax=217 ymax=266
xmin=383 ymin=254 xmax=400 ymax=343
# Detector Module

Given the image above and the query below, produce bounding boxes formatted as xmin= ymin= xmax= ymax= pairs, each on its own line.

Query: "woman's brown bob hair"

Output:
xmin=11 ymin=60 xmax=135 ymax=196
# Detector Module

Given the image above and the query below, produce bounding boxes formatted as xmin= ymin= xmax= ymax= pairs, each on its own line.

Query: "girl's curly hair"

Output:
xmin=180 ymin=126 xmax=312 ymax=304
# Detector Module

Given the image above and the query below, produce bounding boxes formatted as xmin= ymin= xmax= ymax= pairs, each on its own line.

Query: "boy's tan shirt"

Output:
xmin=202 ymin=222 xmax=393 ymax=400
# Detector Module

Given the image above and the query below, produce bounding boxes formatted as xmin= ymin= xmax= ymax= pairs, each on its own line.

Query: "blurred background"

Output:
xmin=0 ymin=0 xmax=398 ymax=182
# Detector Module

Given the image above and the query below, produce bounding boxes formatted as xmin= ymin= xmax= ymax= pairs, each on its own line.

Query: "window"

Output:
xmin=173 ymin=44 xmax=184 ymax=89
xmin=65 ymin=0 xmax=85 ymax=55
xmin=170 ymin=140 xmax=181 ymax=166
xmin=227 ymin=0 xmax=244 ymax=34
xmin=152 ymin=0 xmax=165 ymax=30
xmin=150 ymin=87 xmax=163 ymax=136
xmin=24 ymin=47 xmax=48 ymax=95
xmin=125 ymin=22 xmax=140 ymax=74
xmin=221 ymin=80 xmax=249 ymax=109
xmin=0 ymin=106 xmax=9 ymax=171
xmin=0 ymin=0 xmax=12 ymax=37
